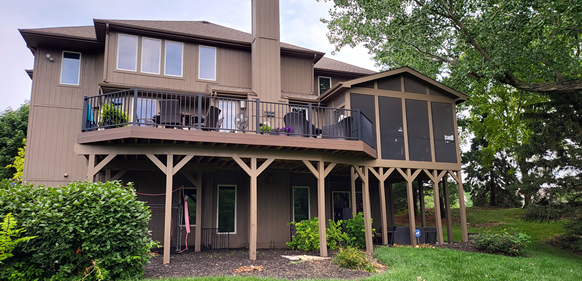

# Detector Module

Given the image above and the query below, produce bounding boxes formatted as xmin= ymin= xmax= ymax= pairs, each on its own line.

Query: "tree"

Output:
xmin=0 ymin=102 xmax=29 ymax=180
xmin=321 ymin=0 xmax=582 ymax=94
xmin=5 ymin=139 xmax=25 ymax=182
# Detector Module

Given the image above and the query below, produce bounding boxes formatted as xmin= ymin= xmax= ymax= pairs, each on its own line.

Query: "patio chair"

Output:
xmin=283 ymin=112 xmax=319 ymax=137
xmin=158 ymin=99 xmax=181 ymax=126
xmin=201 ymin=106 xmax=222 ymax=131
xmin=322 ymin=116 xmax=354 ymax=139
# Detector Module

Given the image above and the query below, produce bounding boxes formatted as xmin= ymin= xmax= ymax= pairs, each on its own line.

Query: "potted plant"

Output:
xmin=259 ymin=124 xmax=272 ymax=134
xmin=99 ymin=102 xmax=128 ymax=128
xmin=273 ymin=127 xmax=294 ymax=136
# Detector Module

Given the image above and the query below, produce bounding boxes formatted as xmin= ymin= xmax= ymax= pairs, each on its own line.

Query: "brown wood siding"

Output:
xmin=252 ymin=0 xmax=280 ymax=40
xmin=24 ymin=47 xmax=99 ymax=185
xmin=281 ymin=55 xmax=312 ymax=95
xmin=257 ymin=170 xmax=291 ymax=248
xmin=217 ymin=48 xmax=252 ymax=89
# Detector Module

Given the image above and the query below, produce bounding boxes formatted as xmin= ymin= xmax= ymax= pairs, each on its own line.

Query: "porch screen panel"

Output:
xmin=405 ymin=99 xmax=432 ymax=161
xmin=350 ymin=93 xmax=376 ymax=148
xmin=431 ymin=102 xmax=457 ymax=163
xmin=379 ymin=96 xmax=405 ymax=160
xmin=293 ymin=187 xmax=310 ymax=222
xmin=217 ymin=186 xmax=236 ymax=233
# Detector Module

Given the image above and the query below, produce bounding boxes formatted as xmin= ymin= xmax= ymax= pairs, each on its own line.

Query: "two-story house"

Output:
xmin=20 ymin=0 xmax=468 ymax=264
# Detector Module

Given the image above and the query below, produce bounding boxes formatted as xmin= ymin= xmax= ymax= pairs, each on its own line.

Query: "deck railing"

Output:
xmin=82 ymin=88 xmax=375 ymax=148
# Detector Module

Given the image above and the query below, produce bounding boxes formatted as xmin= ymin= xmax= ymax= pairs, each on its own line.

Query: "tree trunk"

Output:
xmin=490 ymin=182 xmax=496 ymax=207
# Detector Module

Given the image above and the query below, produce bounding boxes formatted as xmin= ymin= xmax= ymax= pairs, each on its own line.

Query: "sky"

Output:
xmin=0 ymin=0 xmax=379 ymax=111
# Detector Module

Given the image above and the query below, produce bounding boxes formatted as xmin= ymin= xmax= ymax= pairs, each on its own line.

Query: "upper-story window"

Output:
xmin=60 ymin=51 xmax=81 ymax=85
xmin=318 ymin=76 xmax=331 ymax=95
xmin=117 ymin=34 xmax=138 ymax=71
xmin=165 ymin=41 xmax=183 ymax=77
xmin=141 ymin=38 xmax=161 ymax=74
xmin=198 ymin=46 xmax=216 ymax=81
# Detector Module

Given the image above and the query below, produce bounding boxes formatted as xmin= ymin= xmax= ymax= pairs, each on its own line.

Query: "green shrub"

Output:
xmin=99 ymin=103 xmax=128 ymax=127
xmin=343 ymin=212 xmax=373 ymax=249
xmin=474 ymin=229 xmax=531 ymax=256
xmin=287 ymin=217 xmax=349 ymax=251
xmin=0 ymin=213 xmax=36 ymax=263
xmin=333 ymin=246 xmax=375 ymax=272
xmin=0 ymin=180 xmax=157 ymax=280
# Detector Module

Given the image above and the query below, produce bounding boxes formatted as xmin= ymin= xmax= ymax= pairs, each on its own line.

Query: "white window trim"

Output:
xmin=140 ymin=37 xmax=161 ymax=74
xmin=198 ymin=45 xmax=217 ymax=81
xmin=318 ymin=76 xmax=332 ymax=96
xmin=331 ymin=191 xmax=351 ymax=221
xmin=60 ymin=51 xmax=81 ymax=85
xmin=116 ymin=33 xmax=138 ymax=71
xmin=179 ymin=187 xmax=197 ymax=227
xmin=217 ymin=185 xmax=237 ymax=234
xmin=292 ymin=186 xmax=310 ymax=222
xmin=164 ymin=41 xmax=184 ymax=77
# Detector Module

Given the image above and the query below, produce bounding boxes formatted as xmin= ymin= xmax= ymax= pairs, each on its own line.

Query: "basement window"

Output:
xmin=117 ymin=34 xmax=138 ymax=71
xmin=318 ymin=76 xmax=331 ymax=95
xmin=293 ymin=186 xmax=310 ymax=222
xmin=198 ymin=46 xmax=216 ymax=81
xmin=60 ymin=51 xmax=81 ymax=85
xmin=217 ymin=185 xmax=236 ymax=234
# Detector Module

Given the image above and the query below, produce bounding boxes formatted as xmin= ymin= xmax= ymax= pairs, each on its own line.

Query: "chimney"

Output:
xmin=251 ymin=0 xmax=281 ymax=103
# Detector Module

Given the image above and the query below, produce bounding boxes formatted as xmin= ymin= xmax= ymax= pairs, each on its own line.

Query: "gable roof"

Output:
xmin=315 ymin=57 xmax=376 ymax=75
xmin=319 ymin=66 xmax=468 ymax=104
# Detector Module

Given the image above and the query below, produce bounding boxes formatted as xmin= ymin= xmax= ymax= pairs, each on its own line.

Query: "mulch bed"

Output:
xmin=143 ymin=248 xmax=374 ymax=280
xmin=434 ymin=241 xmax=481 ymax=253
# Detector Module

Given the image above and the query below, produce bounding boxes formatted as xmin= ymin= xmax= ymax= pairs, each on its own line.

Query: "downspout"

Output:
xmin=102 ymin=23 xmax=109 ymax=83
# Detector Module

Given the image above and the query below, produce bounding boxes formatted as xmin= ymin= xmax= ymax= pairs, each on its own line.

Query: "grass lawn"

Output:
xmin=143 ymin=207 xmax=582 ymax=281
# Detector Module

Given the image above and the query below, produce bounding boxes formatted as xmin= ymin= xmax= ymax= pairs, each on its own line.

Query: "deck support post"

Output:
xmin=369 ymin=167 xmax=394 ymax=246
xmin=86 ymin=154 xmax=117 ymax=181
xmin=443 ymin=177 xmax=454 ymax=243
xmin=233 ymin=156 xmax=274 ymax=260
xmin=354 ymin=166 xmax=373 ymax=254
xmin=450 ymin=171 xmax=468 ymax=242
xmin=182 ymin=171 xmax=203 ymax=252
xmin=405 ymin=170 xmax=417 ymax=246
xmin=423 ymin=169 xmax=446 ymax=245
xmin=163 ymin=154 xmax=173 ymax=264
xmin=146 ymin=154 xmax=193 ymax=264
xmin=304 ymin=160 xmax=336 ymax=257
xmin=419 ymin=180 xmax=426 ymax=227
xmin=350 ymin=167 xmax=358 ymax=217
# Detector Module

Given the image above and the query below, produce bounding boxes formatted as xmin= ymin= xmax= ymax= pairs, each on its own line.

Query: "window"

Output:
xmin=117 ymin=34 xmax=138 ymax=71
xmin=217 ymin=185 xmax=236 ymax=234
xmin=405 ymin=99 xmax=432 ymax=161
xmin=318 ymin=77 xmax=332 ymax=95
xmin=60 ymin=51 xmax=81 ymax=85
xmin=431 ymin=102 xmax=457 ymax=163
xmin=141 ymin=38 xmax=161 ymax=74
xmin=293 ymin=187 xmax=310 ymax=222
xmin=181 ymin=188 xmax=197 ymax=226
xmin=332 ymin=191 xmax=350 ymax=221
xmin=291 ymin=106 xmax=308 ymax=120
xmin=165 ymin=41 xmax=183 ymax=76
xmin=198 ymin=46 xmax=216 ymax=80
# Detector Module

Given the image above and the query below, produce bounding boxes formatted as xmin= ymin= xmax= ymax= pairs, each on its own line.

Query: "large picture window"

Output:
xmin=141 ymin=38 xmax=161 ymax=74
xmin=117 ymin=34 xmax=138 ymax=71
xmin=217 ymin=185 xmax=236 ymax=234
xmin=60 ymin=51 xmax=81 ymax=85
xmin=293 ymin=186 xmax=310 ymax=222
xmin=199 ymin=46 xmax=216 ymax=80
xmin=165 ymin=41 xmax=183 ymax=77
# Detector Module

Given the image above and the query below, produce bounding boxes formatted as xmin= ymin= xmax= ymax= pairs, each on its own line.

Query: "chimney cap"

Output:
xmin=202 ymin=20 xmax=210 ymax=24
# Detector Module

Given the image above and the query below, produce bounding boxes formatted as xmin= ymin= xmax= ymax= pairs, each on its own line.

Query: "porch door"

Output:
xmin=332 ymin=191 xmax=351 ymax=221
xmin=218 ymin=100 xmax=238 ymax=132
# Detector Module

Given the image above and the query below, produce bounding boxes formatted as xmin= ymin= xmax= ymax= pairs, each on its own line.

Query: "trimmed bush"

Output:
xmin=333 ymin=246 xmax=375 ymax=272
xmin=343 ymin=212 xmax=373 ymax=249
xmin=474 ymin=229 xmax=530 ymax=256
xmin=0 ymin=180 xmax=156 ymax=280
xmin=287 ymin=217 xmax=349 ymax=251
